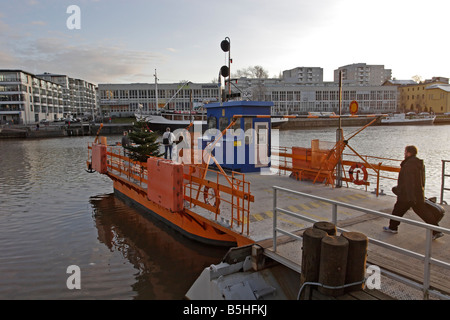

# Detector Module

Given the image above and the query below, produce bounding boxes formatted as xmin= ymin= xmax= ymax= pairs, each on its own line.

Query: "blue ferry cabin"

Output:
xmin=202 ymin=101 xmax=273 ymax=173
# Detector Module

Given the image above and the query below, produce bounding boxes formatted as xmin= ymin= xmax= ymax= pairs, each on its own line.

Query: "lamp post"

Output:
xmin=220 ymin=37 xmax=231 ymax=101
xmin=336 ymin=70 xmax=343 ymax=188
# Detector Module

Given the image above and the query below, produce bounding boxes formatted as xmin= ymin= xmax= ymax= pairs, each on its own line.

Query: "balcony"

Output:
xmin=0 ymin=78 xmax=21 ymax=83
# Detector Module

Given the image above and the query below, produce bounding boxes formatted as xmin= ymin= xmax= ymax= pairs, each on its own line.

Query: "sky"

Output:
xmin=1 ymin=0 xmax=449 ymax=85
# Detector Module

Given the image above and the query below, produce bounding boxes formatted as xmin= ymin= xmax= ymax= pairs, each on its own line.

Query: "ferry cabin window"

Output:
xmin=244 ymin=118 xmax=252 ymax=144
xmin=219 ymin=117 xmax=229 ymax=132
xmin=207 ymin=116 xmax=217 ymax=130
xmin=231 ymin=118 xmax=241 ymax=132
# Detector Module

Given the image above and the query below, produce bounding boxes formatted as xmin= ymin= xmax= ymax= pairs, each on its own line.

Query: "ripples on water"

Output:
xmin=0 ymin=125 xmax=449 ymax=299
xmin=0 ymin=136 xmax=227 ymax=299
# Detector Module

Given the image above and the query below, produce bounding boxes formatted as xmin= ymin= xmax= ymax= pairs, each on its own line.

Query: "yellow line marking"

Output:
xmin=281 ymin=219 xmax=304 ymax=228
xmin=335 ymin=196 xmax=350 ymax=202
xmin=338 ymin=210 xmax=352 ymax=216
xmin=298 ymin=203 xmax=312 ymax=210
xmin=318 ymin=201 xmax=331 ymax=207
xmin=253 ymin=214 xmax=264 ymax=221
xmin=252 ymin=208 xmax=307 ymax=228
xmin=300 ymin=210 xmax=330 ymax=221
xmin=308 ymin=201 xmax=322 ymax=208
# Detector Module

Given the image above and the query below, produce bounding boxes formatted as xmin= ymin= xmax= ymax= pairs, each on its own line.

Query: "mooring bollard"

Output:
xmin=300 ymin=227 xmax=327 ymax=299
xmin=313 ymin=221 xmax=336 ymax=235
xmin=341 ymin=231 xmax=368 ymax=292
xmin=318 ymin=235 xmax=349 ymax=297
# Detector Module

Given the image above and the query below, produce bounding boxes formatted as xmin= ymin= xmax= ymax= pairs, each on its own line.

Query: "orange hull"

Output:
xmin=110 ymin=173 xmax=253 ymax=247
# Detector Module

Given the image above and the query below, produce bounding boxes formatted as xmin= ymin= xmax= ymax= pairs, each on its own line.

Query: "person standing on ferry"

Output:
xmin=162 ymin=127 xmax=175 ymax=160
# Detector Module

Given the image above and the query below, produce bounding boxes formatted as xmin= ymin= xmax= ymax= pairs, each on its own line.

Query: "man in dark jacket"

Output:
xmin=384 ymin=145 xmax=444 ymax=240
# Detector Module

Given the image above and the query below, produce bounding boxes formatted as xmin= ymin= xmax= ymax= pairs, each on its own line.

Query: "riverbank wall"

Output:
xmin=2 ymin=116 xmax=450 ymax=139
xmin=0 ymin=123 xmax=135 ymax=139
xmin=278 ymin=117 xmax=380 ymax=130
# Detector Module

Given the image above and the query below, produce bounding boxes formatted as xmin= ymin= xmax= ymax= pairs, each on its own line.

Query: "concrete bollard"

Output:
xmin=318 ymin=235 xmax=349 ymax=297
xmin=313 ymin=221 xmax=336 ymax=235
xmin=341 ymin=231 xmax=368 ymax=292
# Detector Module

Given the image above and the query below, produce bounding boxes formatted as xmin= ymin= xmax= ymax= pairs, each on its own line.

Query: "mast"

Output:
xmin=154 ymin=69 xmax=159 ymax=112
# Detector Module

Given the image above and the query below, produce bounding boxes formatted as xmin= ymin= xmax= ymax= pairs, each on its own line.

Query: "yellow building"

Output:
xmin=424 ymin=84 xmax=450 ymax=114
xmin=397 ymin=78 xmax=450 ymax=114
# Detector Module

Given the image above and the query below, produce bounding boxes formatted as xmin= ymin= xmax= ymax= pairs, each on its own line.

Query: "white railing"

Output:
xmin=271 ymin=185 xmax=450 ymax=300
xmin=441 ymin=160 xmax=450 ymax=205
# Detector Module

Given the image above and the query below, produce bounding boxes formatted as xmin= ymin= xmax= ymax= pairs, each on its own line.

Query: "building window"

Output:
xmin=219 ymin=117 xmax=228 ymax=132
xmin=316 ymin=91 xmax=322 ymax=101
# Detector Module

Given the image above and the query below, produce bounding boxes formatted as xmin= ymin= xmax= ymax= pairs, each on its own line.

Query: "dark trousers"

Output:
xmin=389 ymin=199 xmax=439 ymax=235
xmin=164 ymin=145 xmax=172 ymax=159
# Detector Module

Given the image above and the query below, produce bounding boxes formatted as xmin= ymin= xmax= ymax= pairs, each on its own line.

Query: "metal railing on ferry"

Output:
xmin=87 ymin=143 xmax=252 ymax=236
xmin=271 ymin=185 xmax=450 ymax=300
xmin=271 ymin=145 xmax=401 ymax=196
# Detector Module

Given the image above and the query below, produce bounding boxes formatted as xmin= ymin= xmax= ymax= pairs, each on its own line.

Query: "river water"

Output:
xmin=0 ymin=124 xmax=449 ymax=299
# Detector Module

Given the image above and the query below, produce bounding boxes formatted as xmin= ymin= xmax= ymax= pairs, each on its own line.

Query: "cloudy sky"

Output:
xmin=1 ymin=0 xmax=449 ymax=84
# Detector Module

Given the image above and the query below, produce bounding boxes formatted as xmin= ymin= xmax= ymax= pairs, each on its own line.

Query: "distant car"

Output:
xmin=40 ymin=119 xmax=49 ymax=124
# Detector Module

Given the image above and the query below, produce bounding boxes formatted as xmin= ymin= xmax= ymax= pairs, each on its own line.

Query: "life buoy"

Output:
xmin=348 ymin=163 xmax=368 ymax=185
xmin=204 ymin=187 xmax=220 ymax=207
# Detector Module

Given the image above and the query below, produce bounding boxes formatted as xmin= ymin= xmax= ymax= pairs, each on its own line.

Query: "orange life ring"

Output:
xmin=348 ymin=163 xmax=368 ymax=185
xmin=204 ymin=187 xmax=220 ymax=207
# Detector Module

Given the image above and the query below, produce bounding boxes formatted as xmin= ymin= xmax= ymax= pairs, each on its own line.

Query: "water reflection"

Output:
xmin=89 ymin=193 xmax=228 ymax=299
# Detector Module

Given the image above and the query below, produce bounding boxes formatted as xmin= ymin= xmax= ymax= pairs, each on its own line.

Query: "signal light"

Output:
xmin=220 ymin=66 xmax=229 ymax=77
xmin=221 ymin=39 xmax=230 ymax=52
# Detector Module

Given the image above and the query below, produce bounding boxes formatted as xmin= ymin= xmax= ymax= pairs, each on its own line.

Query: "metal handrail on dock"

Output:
xmin=271 ymin=185 xmax=450 ymax=300
xmin=441 ymin=160 xmax=450 ymax=205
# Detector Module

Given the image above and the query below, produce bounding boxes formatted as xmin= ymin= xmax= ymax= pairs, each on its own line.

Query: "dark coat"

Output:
xmin=395 ymin=155 xmax=425 ymax=204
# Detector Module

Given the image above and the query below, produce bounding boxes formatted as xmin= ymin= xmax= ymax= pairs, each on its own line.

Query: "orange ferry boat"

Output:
xmin=87 ymin=139 xmax=255 ymax=247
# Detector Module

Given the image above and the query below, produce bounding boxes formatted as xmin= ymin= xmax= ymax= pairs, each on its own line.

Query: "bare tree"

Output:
xmin=412 ymin=75 xmax=422 ymax=83
xmin=233 ymin=65 xmax=269 ymax=78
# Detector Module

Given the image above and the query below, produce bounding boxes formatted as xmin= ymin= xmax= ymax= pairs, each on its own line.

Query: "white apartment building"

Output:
xmin=234 ymin=79 xmax=398 ymax=115
xmin=283 ymin=67 xmax=323 ymax=84
xmin=98 ymin=82 xmax=220 ymax=117
xmin=0 ymin=69 xmax=97 ymax=125
xmin=97 ymin=62 xmax=397 ymax=118
xmin=334 ymin=63 xmax=392 ymax=86
xmin=0 ymin=70 xmax=63 ymax=124
xmin=37 ymin=73 xmax=97 ymax=118
xmin=98 ymin=78 xmax=397 ymax=117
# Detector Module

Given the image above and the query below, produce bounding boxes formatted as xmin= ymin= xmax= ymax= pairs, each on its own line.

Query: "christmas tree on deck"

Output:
xmin=124 ymin=121 xmax=162 ymax=163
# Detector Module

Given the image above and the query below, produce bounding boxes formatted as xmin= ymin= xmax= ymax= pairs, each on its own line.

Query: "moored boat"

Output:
xmin=381 ymin=112 xmax=436 ymax=125
xmin=135 ymin=109 xmax=207 ymax=132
